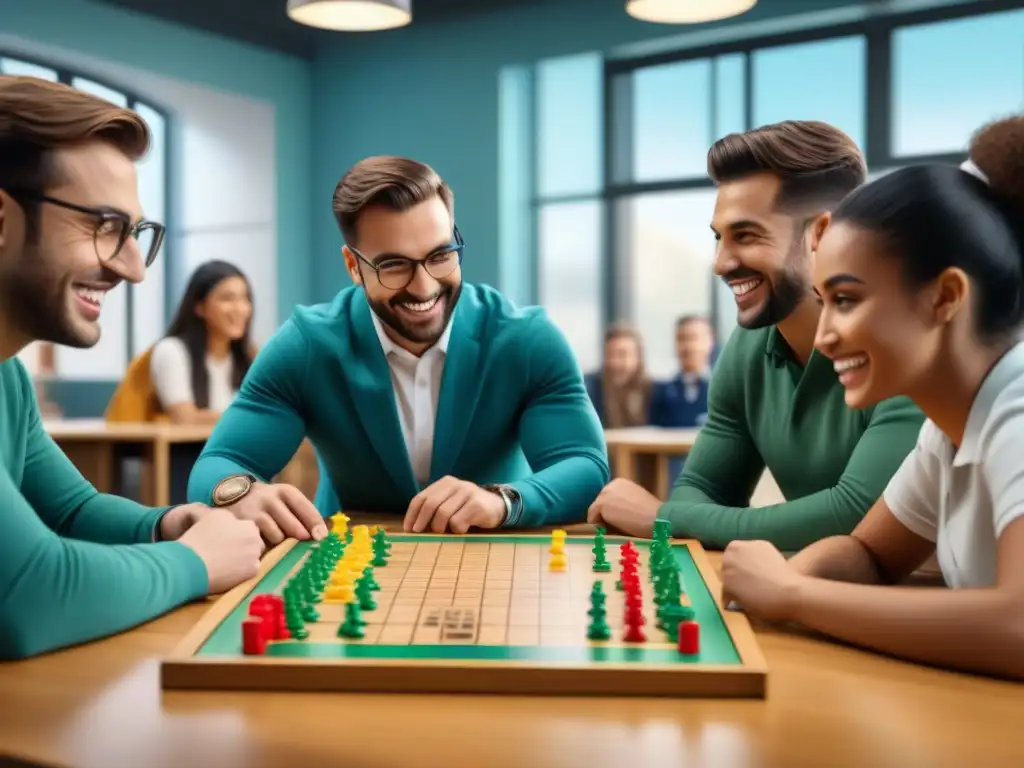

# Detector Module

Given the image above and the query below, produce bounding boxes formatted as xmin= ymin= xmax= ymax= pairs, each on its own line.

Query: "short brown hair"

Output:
xmin=332 ymin=155 xmax=453 ymax=246
xmin=707 ymin=120 xmax=866 ymax=213
xmin=0 ymin=75 xmax=150 ymax=195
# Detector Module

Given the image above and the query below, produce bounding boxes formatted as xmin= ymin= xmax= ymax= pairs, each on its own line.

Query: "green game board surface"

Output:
xmin=197 ymin=535 xmax=740 ymax=665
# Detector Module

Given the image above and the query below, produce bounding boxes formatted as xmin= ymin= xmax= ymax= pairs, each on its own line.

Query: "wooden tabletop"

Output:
xmin=43 ymin=418 xmax=213 ymax=444
xmin=604 ymin=426 xmax=700 ymax=451
xmin=1 ymin=519 xmax=1021 ymax=768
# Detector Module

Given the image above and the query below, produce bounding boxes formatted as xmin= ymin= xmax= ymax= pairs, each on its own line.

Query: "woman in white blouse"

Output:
xmin=720 ymin=114 xmax=1024 ymax=681
xmin=150 ymin=260 xmax=255 ymax=424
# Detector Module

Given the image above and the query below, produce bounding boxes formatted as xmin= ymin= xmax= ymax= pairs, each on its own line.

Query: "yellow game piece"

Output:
xmin=549 ymin=551 xmax=568 ymax=571
xmin=330 ymin=511 xmax=350 ymax=537
xmin=322 ymin=584 xmax=353 ymax=603
xmin=549 ymin=541 xmax=565 ymax=555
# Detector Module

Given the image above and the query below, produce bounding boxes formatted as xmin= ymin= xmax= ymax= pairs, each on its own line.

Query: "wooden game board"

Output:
xmin=161 ymin=533 xmax=768 ymax=698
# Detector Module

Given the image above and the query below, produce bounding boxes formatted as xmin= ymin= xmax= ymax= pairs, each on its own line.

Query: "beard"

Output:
xmin=0 ymin=241 xmax=98 ymax=349
xmin=729 ymin=240 xmax=811 ymax=330
xmin=368 ymin=280 xmax=461 ymax=347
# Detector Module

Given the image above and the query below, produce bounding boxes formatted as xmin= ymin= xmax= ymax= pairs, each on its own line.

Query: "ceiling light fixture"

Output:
xmin=625 ymin=0 xmax=757 ymax=24
xmin=286 ymin=0 xmax=412 ymax=31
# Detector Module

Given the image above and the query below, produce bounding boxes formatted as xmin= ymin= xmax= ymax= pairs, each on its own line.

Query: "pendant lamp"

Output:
xmin=625 ymin=0 xmax=757 ymax=23
xmin=286 ymin=0 xmax=412 ymax=31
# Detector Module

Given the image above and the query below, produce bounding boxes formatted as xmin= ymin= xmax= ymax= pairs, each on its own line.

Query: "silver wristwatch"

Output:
xmin=482 ymin=483 xmax=522 ymax=526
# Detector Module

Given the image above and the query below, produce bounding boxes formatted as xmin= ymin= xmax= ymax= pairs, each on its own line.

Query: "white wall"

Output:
xmin=1 ymin=34 xmax=278 ymax=381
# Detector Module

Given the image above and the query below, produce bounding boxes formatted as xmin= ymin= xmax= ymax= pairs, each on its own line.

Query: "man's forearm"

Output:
xmin=661 ymin=488 xmax=867 ymax=551
xmin=188 ymin=454 xmax=260 ymax=505
xmin=513 ymin=455 xmax=609 ymax=528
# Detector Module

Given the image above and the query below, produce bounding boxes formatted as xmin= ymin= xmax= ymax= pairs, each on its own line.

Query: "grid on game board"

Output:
xmin=292 ymin=541 xmax=683 ymax=648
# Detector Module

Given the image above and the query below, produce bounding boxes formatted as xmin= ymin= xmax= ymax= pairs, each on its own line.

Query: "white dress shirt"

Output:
xmin=370 ymin=310 xmax=452 ymax=486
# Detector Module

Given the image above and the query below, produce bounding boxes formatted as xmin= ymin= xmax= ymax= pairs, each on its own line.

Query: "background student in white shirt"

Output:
xmin=720 ymin=113 xmax=1024 ymax=682
xmin=150 ymin=260 xmax=256 ymax=424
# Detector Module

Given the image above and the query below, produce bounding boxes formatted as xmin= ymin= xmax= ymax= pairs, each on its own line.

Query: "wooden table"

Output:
xmin=605 ymin=427 xmax=699 ymax=498
xmin=1 ymin=518 xmax=1020 ymax=768
xmin=45 ymin=419 xmax=213 ymax=506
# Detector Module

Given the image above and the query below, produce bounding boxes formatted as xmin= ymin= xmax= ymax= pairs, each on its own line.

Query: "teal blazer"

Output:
xmin=187 ymin=283 xmax=610 ymax=527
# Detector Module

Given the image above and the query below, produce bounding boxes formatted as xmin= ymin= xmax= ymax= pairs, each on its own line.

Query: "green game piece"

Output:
xmin=284 ymin=605 xmax=309 ymax=639
xmin=337 ymin=602 xmax=365 ymax=639
xmin=586 ymin=581 xmax=611 ymax=640
xmin=371 ymin=532 xmax=390 ymax=566
xmin=301 ymin=602 xmax=319 ymax=622
xmin=591 ymin=534 xmax=611 ymax=572
xmin=355 ymin=575 xmax=377 ymax=610
xmin=660 ymin=603 xmax=696 ymax=641
xmin=362 ymin=565 xmax=381 ymax=591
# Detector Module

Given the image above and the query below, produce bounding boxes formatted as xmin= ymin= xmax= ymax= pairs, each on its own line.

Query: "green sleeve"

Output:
xmin=657 ymin=338 xmax=767 ymax=527
xmin=188 ymin=317 xmax=311 ymax=504
xmin=660 ymin=395 xmax=924 ymax=550
xmin=509 ymin=312 xmax=611 ymax=527
xmin=0 ymin=366 xmax=209 ymax=660
xmin=18 ymin=369 xmax=171 ymax=543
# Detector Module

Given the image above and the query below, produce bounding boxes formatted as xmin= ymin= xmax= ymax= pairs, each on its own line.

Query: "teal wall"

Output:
xmin=309 ymin=0 xmax=863 ymax=301
xmin=3 ymin=0 xmax=313 ymax=324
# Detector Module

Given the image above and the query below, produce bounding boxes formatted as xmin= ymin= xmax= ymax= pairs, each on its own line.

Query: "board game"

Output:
xmin=161 ymin=516 xmax=768 ymax=697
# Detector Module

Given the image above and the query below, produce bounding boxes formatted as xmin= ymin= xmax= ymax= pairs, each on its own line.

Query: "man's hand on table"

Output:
xmin=221 ymin=481 xmax=328 ymax=545
xmin=403 ymin=476 xmax=507 ymax=533
xmin=587 ymin=478 xmax=662 ymax=538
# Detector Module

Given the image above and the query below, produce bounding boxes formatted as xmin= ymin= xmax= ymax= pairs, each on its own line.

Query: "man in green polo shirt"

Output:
xmin=588 ymin=120 xmax=924 ymax=550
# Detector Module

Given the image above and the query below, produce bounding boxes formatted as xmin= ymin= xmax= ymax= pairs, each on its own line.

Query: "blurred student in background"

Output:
xmin=651 ymin=314 xmax=715 ymax=428
xmin=149 ymin=260 xmax=255 ymax=425
xmin=585 ymin=322 xmax=652 ymax=428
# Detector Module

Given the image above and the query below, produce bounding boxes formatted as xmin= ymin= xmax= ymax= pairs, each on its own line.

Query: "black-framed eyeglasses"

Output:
xmin=7 ymin=190 xmax=165 ymax=268
xmin=350 ymin=226 xmax=464 ymax=290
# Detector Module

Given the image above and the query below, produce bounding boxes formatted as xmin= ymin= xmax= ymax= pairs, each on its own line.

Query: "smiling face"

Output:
xmin=711 ymin=173 xmax=813 ymax=329
xmin=0 ymin=140 xmax=147 ymax=349
xmin=344 ymin=195 xmax=461 ymax=353
xmin=197 ymin=275 xmax=252 ymax=342
xmin=812 ymin=221 xmax=946 ymax=408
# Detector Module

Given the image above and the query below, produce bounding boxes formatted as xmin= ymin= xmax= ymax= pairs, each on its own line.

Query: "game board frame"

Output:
xmin=161 ymin=534 xmax=768 ymax=698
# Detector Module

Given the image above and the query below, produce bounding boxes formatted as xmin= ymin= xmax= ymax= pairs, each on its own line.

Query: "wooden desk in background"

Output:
xmin=45 ymin=419 xmax=321 ymax=507
xmin=605 ymin=427 xmax=700 ymax=498
xmin=44 ymin=419 xmax=214 ymax=507
xmin=0 ymin=516 xmax=1019 ymax=768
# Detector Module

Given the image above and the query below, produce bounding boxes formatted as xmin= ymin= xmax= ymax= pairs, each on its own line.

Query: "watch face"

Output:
xmin=216 ymin=476 xmax=250 ymax=504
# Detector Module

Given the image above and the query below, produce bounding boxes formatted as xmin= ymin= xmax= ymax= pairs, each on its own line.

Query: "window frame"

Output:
xmin=1 ymin=49 xmax=174 ymax=372
xmin=587 ymin=0 xmax=1021 ymax=334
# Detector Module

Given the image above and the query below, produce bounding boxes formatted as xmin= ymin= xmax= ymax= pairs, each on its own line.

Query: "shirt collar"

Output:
xmin=370 ymin=306 xmax=453 ymax=360
xmin=954 ymin=341 xmax=1024 ymax=466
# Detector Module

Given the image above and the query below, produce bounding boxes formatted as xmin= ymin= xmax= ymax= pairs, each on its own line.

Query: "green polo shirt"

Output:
xmin=658 ymin=325 xmax=925 ymax=550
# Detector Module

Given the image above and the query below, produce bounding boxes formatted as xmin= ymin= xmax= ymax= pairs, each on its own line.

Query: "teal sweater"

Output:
xmin=659 ymin=326 xmax=926 ymax=550
xmin=0 ymin=358 xmax=208 ymax=659
xmin=188 ymin=284 xmax=609 ymax=526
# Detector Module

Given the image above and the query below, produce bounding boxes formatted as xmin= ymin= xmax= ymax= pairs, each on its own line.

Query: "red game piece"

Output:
xmin=249 ymin=602 xmax=275 ymax=641
xmin=242 ymin=618 xmax=267 ymax=654
xmin=678 ymin=620 xmax=700 ymax=655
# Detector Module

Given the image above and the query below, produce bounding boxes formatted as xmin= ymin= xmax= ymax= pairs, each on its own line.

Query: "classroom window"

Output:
xmin=537 ymin=201 xmax=603 ymax=373
xmin=631 ymin=59 xmax=713 ymax=182
xmin=619 ymin=189 xmax=719 ymax=378
xmin=891 ymin=9 xmax=1024 ymax=157
xmin=536 ymin=53 xmax=603 ymax=198
xmin=752 ymin=36 xmax=867 ymax=150
xmin=0 ymin=57 xmax=58 ymax=81
xmin=132 ymin=103 xmax=168 ymax=358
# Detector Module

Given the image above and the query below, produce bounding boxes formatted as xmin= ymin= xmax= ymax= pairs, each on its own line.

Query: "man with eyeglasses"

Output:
xmin=187 ymin=155 xmax=609 ymax=539
xmin=0 ymin=75 xmax=263 ymax=659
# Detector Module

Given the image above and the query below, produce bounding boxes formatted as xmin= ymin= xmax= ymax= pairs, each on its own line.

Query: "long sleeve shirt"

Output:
xmin=657 ymin=325 xmax=926 ymax=550
xmin=0 ymin=358 xmax=208 ymax=660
